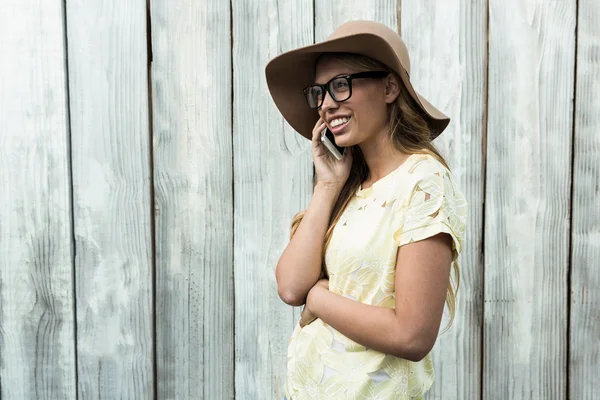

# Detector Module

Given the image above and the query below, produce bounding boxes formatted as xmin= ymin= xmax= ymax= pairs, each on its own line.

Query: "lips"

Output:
xmin=329 ymin=116 xmax=351 ymax=135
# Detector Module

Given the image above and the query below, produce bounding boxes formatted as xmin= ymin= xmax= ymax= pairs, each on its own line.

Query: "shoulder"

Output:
xmin=385 ymin=153 xmax=454 ymax=202
xmin=396 ymin=153 xmax=468 ymax=227
xmin=394 ymin=153 xmax=468 ymax=253
xmin=404 ymin=153 xmax=450 ymax=184
xmin=380 ymin=153 xmax=465 ymax=209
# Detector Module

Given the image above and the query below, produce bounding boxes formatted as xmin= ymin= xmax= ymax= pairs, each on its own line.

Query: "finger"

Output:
xmin=300 ymin=312 xmax=314 ymax=327
xmin=341 ymin=147 xmax=352 ymax=166
xmin=312 ymin=119 xmax=327 ymax=143
xmin=313 ymin=116 xmax=324 ymax=131
xmin=300 ymin=316 xmax=313 ymax=328
xmin=344 ymin=147 xmax=352 ymax=160
xmin=300 ymin=308 xmax=308 ymax=326
xmin=303 ymin=310 xmax=316 ymax=323
xmin=312 ymin=125 xmax=326 ymax=146
xmin=299 ymin=308 xmax=316 ymax=327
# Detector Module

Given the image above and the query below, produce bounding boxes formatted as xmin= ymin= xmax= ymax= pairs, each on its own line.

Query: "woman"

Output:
xmin=265 ymin=20 xmax=468 ymax=399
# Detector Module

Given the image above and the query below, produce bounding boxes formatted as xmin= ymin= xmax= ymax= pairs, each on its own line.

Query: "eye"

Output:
xmin=308 ymin=86 xmax=321 ymax=95
xmin=331 ymin=78 xmax=349 ymax=91
xmin=313 ymin=87 xmax=324 ymax=98
xmin=305 ymin=86 xmax=323 ymax=106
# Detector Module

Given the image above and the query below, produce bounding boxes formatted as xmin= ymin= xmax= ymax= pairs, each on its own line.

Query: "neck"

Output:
xmin=359 ymin=134 xmax=410 ymax=182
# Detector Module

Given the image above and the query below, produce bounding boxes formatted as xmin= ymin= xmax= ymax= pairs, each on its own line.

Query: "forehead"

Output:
xmin=314 ymin=57 xmax=361 ymax=84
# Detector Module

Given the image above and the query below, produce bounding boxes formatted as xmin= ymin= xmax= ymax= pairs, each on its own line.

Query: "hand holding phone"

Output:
xmin=320 ymin=128 xmax=344 ymax=161
xmin=311 ymin=119 xmax=352 ymax=189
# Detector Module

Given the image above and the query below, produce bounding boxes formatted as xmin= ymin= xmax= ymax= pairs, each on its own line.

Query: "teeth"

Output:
xmin=331 ymin=117 xmax=350 ymax=127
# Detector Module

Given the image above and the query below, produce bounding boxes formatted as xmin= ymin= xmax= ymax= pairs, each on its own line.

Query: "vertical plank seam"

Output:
xmin=61 ymin=0 xmax=79 ymax=397
xmin=481 ymin=0 xmax=490 ymax=398
xmin=396 ymin=0 xmax=401 ymax=33
xmin=230 ymin=0 xmax=236 ymax=398
xmin=313 ymin=0 xmax=316 ymax=39
xmin=144 ymin=1 xmax=157 ymax=399
xmin=566 ymin=0 xmax=580 ymax=398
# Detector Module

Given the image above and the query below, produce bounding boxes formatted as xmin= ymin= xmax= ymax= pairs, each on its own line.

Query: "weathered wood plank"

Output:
xmin=0 ymin=0 xmax=76 ymax=398
xmin=232 ymin=0 xmax=313 ymax=398
xmin=150 ymin=1 xmax=234 ymax=399
xmin=485 ymin=1 xmax=575 ymax=398
xmin=400 ymin=0 xmax=486 ymax=398
xmin=65 ymin=1 xmax=154 ymax=397
xmin=570 ymin=1 xmax=600 ymax=398
xmin=315 ymin=0 xmax=397 ymax=38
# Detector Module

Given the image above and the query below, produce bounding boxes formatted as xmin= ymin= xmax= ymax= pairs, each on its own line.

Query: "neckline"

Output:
xmin=355 ymin=153 xmax=422 ymax=198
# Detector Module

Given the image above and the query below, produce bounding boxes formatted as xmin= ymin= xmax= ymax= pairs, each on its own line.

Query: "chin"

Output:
xmin=335 ymin=131 xmax=351 ymax=146
xmin=339 ymin=137 xmax=357 ymax=149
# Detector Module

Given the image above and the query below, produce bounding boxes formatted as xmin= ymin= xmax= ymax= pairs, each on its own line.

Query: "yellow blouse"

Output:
xmin=284 ymin=153 xmax=468 ymax=399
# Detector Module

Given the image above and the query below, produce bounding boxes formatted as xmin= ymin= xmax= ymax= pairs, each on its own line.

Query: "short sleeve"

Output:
xmin=392 ymin=168 xmax=468 ymax=260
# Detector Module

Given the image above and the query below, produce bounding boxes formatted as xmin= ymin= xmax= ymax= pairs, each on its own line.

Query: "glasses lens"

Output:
xmin=305 ymin=86 xmax=323 ymax=108
xmin=330 ymin=77 xmax=351 ymax=102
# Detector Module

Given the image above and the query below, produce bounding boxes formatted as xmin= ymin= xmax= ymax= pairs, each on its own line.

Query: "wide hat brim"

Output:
xmin=265 ymin=27 xmax=450 ymax=141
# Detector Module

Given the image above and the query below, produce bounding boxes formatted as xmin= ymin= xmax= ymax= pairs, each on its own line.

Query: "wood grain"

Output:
xmin=0 ymin=0 xmax=76 ymax=398
xmin=569 ymin=1 xmax=600 ymax=398
xmin=4 ymin=1 xmax=600 ymax=398
xmin=315 ymin=0 xmax=397 ymax=40
xmin=150 ymin=1 xmax=234 ymax=398
xmin=485 ymin=1 xmax=575 ymax=398
xmin=400 ymin=0 xmax=486 ymax=398
xmin=232 ymin=0 xmax=314 ymax=398
xmin=65 ymin=1 xmax=154 ymax=398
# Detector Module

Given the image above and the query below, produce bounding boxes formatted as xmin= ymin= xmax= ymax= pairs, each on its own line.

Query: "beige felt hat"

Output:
xmin=265 ymin=20 xmax=450 ymax=141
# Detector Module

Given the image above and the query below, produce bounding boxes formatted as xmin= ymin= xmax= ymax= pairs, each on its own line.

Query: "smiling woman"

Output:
xmin=265 ymin=20 xmax=467 ymax=400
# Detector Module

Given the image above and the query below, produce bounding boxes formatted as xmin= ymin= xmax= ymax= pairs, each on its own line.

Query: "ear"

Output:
xmin=383 ymin=74 xmax=401 ymax=104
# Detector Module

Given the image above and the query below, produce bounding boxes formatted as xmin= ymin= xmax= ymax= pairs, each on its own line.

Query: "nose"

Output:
xmin=320 ymin=89 xmax=338 ymax=113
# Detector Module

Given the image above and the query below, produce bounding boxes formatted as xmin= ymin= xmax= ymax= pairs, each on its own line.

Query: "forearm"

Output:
xmin=275 ymin=183 xmax=341 ymax=305
xmin=307 ymin=287 xmax=431 ymax=361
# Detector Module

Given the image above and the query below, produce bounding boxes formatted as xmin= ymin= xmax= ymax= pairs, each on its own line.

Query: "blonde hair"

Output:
xmin=290 ymin=52 xmax=459 ymax=332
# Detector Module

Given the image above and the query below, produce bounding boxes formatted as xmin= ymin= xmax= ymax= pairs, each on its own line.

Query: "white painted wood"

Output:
xmin=0 ymin=1 xmax=76 ymax=398
xmin=570 ymin=1 xmax=600 ymax=398
xmin=232 ymin=0 xmax=314 ymax=398
xmin=401 ymin=1 xmax=486 ymax=398
xmin=65 ymin=1 xmax=153 ymax=398
xmin=150 ymin=1 xmax=234 ymax=399
xmin=485 ymin=1 xmax=575 ymax=398
xmin=315 ymin=0 xmax=398 ymax=40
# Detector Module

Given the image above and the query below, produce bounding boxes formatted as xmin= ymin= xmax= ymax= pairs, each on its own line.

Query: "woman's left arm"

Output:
xmin=305 ymin=232 xmax=453 ymax=362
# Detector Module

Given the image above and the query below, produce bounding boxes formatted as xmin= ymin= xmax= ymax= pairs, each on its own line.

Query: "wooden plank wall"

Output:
xmin=570 ymin=0 xmax=600 ymax=398
xmin=485 ymin=1 xmax=575 ymax=398
xmin=400 ymin=1 xmax=486 ymax=398
xmin=232 ymin=1 xmax=313 ymax=398
xmin=0 ymin=0 xmax=599 ymax=399
xmin=150 ymin=1 xmax=234 ymax=399
xmin=65 ymin=0 xmax=154 ymax=398
xmin=0 ymin=0 xmax=76 ymax=398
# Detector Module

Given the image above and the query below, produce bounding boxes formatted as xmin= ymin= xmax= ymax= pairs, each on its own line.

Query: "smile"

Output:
xmin=330 ymin=117 xmax=351 ymax=134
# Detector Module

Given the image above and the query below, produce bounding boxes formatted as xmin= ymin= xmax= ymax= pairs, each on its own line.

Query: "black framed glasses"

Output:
xmin=303 ymin=71 xmax=390 ymax=109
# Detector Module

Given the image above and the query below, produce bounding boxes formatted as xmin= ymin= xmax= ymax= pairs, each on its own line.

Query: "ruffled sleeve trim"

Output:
xmin=391 ymin=165 xmax=468 ymax=259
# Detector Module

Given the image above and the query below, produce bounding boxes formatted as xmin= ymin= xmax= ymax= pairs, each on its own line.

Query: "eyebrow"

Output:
xmin=314 ymin=73 xmax=351 ymax=85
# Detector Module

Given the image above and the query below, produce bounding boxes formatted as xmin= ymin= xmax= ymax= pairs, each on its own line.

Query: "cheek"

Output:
xmin=354 ymin=87 xmax=384 ymax=113
xmin=351 ymin=98 xmax=384 ymax=127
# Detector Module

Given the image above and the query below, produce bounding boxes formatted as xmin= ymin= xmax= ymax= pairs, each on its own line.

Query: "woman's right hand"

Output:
xmin=311 ymin=117 xmax=353 ymax=189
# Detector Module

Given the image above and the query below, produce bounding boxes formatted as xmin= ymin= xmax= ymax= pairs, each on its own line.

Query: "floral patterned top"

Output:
xmin=283 ymin=153 xmax=468 ymax=399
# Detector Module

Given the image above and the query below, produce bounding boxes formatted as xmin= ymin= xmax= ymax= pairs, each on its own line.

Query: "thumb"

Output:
xmin=343 ymin=148 xmax=352 ymax=163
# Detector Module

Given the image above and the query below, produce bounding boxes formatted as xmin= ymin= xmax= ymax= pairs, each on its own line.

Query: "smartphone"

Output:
xmin=320 ymin=128 xmax=344 ymax=161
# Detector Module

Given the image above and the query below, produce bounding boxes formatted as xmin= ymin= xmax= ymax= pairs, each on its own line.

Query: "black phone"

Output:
xmin=320 ymin=128 xmax=345 ymax=160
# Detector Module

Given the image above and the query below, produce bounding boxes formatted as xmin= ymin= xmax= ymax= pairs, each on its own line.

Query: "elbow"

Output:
xmin=275 ymin=262 xmax=310 ymax=306
xmin=390 ymin=330 xmax=435 ymax=362
xmin=277 ymin=286 xmax=306 ymax=307
xmin=403 ymin=346 xmax=432 ymax=363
